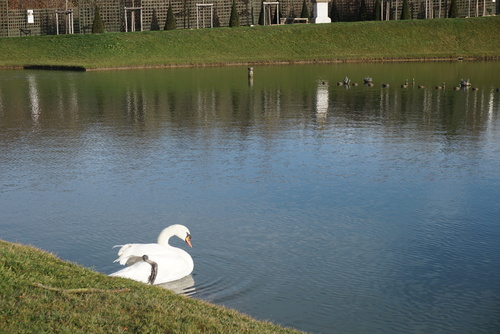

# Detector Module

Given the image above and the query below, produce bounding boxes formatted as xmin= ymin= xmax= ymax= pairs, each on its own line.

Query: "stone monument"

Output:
xmin=311 ymin=0 xmax=331 ymax=23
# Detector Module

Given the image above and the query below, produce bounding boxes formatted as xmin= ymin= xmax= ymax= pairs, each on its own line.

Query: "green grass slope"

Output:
xmin=0 ymin=17 xmax=499 ymax=69
xmin=0 ymin=240 xmax=304 ymax=333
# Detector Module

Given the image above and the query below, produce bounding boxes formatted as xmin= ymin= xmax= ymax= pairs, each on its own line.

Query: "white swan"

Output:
xmin=110 ymin=224 xmax=193 ymax=285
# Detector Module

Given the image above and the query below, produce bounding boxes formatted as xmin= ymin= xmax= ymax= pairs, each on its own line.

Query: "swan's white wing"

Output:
xmin=113 ymin=243 xmax=165 ymax=265
xmin=109 ymin=261 xmax=152 ymax=284
xmin=110 ymin=243 xmax=194 ymax=284
xmin=153 ymin=251 xmax=194 ymax=284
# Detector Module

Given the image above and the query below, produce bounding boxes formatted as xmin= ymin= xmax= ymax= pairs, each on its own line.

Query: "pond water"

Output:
xmin=1 ymin=62 xmax=499 ymax=333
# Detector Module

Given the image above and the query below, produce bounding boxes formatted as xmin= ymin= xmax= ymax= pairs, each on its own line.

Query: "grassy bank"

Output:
xmin=0 ymin=240 xmax=303 ymax=333
xmin=1 ymin=17 xmax=499 ymax=70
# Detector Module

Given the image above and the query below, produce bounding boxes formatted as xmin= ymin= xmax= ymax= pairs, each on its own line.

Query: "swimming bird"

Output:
xmin=110 ymin=224 xmax=193 ymax=284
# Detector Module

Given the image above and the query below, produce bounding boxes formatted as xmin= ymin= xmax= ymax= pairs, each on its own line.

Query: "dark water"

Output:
xmin=1 ymin=63 xmax=499 ymax=333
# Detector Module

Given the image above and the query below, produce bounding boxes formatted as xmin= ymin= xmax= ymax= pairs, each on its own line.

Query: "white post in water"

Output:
xmin=311 ymin=0 xmax=331 ymax=23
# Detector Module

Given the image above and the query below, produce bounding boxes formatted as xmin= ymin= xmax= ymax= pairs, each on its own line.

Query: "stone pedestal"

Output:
xmin=311 ymin=0 xmax=331 ymax=24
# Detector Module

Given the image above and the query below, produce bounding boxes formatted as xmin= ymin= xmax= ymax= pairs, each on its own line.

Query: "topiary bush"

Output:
xmin=373 ymin=0 xmax=381 ymax=20
xmin=330 ymin=0 xmax=340 ymax=22
xmin=164 ymin=2 xmax=176 ymax=30
xmin=401 ymin=0 xmax=411 ymax=19
xmin=92 ymin=6 xmax=105 ymax=33
xmin=258 ymin=1 xmax=264 ymax=25
xmin=300 ymin=0 xmax=309 ymax=19
xmin=448 ymin=0 xmax=458 ymax=18
xmin=150 ymin=8 xmax=160 ymax=31
xmin=229 ymin=0 xmax=240 ymax=27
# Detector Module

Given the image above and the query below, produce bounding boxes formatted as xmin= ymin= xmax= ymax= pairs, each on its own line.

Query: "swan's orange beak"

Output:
xmin=185 ymin=234 xmax=192 ymax=248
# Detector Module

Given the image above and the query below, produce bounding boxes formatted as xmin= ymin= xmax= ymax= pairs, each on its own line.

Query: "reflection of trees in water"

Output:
xmin=325 ymin=84 xmax=497 ymax=139
xmin=124 ymin=86 xmax=148 ymax=127
xmin=27 ymin=75 xmax=41 ymax=124
xmin=2 ymin=74 xmax=498 ymax=143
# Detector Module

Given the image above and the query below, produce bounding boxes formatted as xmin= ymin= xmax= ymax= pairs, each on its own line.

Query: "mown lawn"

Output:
xmin=0 ymin=240 xmax=304 ymax=333
xmin=0 ymin=16 xmax=498 ymax=69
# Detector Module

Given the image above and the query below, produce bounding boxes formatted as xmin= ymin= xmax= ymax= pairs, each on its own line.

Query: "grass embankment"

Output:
xmin=1 ymin=17 xmax=499 ymax=70
xmin=0 ymin=240 xmax=303 ymax=333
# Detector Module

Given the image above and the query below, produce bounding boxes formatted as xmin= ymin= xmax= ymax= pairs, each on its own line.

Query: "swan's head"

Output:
xmin=185 ymin=233 xmax=192 ymax=248
xmin=158 ymin=224 xmax=193 ymax=248
xmin=175 ymin=225 xmax=192 ymax=248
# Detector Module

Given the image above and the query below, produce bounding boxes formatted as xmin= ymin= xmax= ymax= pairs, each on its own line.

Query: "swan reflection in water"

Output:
xmin=158 ymin=274 xmax=196 ymax=295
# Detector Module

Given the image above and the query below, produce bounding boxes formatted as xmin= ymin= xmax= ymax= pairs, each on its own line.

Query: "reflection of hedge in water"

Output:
xmin=1 ymin=66 xmax=495 ymax=136
xmin=1 ymin=0 xmax=498 ymax=37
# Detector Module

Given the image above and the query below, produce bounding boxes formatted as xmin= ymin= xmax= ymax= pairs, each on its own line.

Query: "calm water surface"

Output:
xmin=1 ymin=63 xmax=499 ymax=333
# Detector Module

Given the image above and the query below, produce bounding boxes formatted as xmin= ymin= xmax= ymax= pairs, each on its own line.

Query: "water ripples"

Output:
xmin=185 ymin=250 xmax=264 ymax=305
xmin=1 ymin=65 xmax=500 ymax=334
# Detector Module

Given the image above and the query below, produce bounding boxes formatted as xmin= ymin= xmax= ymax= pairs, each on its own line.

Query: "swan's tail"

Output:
xmin=113 ymin=244 xmax=138 ymax=265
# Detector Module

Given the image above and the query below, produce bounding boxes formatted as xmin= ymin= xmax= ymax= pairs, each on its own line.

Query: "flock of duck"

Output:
xmin=336 ymin=77 xmax=500 ymax=92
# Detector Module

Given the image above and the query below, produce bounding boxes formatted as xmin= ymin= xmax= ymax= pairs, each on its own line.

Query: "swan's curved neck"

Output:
xmin=157 ymin=228 xmax=174 ymax=247
xmin=157 ymin=225 xmax=188 ymax=247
